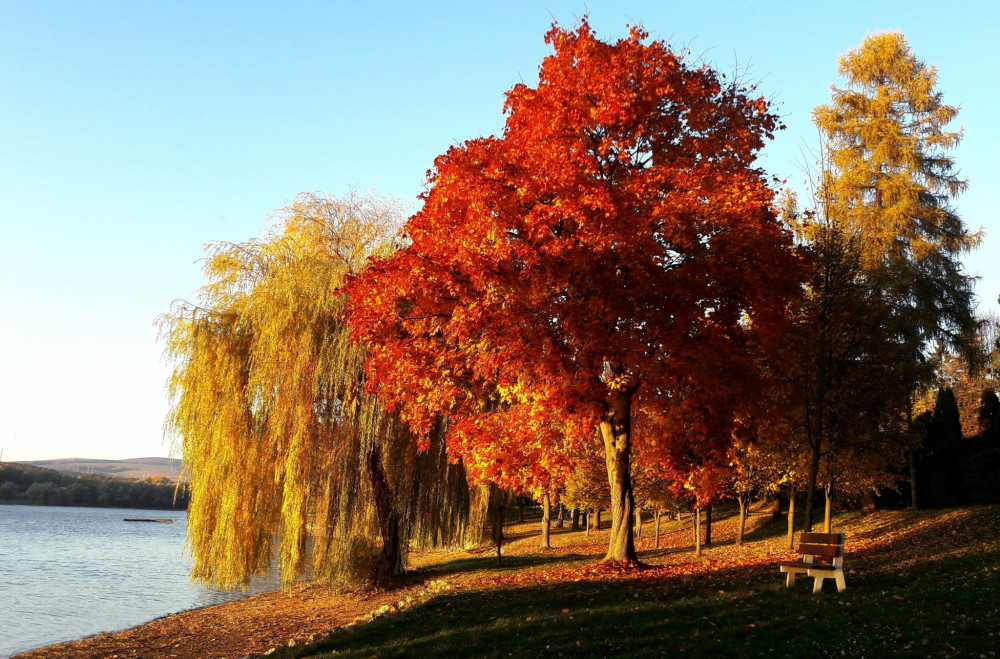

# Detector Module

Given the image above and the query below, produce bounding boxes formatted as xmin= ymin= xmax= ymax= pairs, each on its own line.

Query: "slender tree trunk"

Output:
xmin=571 ymin=507 xmax=580 ymax=531
xmin=787 ymin=485 xmax=797 ymax=550
xmin=803 ymin=438 xmax=821 ymax=532
xmin=556 ymin=503 xmax=565 ymax=528
xmin=655 ymin=510 xmax=661 ymax=549
xmin=823 ymin=483 xmax=833 ymax=533
xmin=595 ymin=509 xmax=602 ymax=531
xmin=367 ymin=447 xmax=403 ymax=582
xmin=600 ymin=390 xmax=638 ymax=563
xmin=704 ymin=505 xmax=713 ymax=546
xmin=693 ymin=507 xmax=702 ymax=557
xmin=736 ymin=495 xmax=748 ymax=546
xmin=635 ymin=507 xmax=643 ymax=538
xmin=586 ymin=509 xmax=591 ymax=536
xmin=494 ymin=506 xmax=506 ymax=567
xmin=805 ymin=304 xmax=828 ymax=533
xmin=541 ymin=492 xmax=551 ymax=549
xmin=909 ymin=450 xmax=919 ymax=511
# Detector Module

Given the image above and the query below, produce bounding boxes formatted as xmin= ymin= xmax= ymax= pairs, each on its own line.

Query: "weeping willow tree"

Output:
xmin=161 ymin=192 xmax=485 ymax=589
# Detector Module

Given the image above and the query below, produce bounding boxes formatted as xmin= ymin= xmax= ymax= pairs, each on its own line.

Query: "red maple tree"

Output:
xmin=348 ymin=20 xmax=803 ymax=563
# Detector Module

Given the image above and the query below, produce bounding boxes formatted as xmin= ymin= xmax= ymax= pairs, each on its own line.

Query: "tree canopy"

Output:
xmin=162 ymin=24 xmax=990 ymax=590
xmin=766 ymin=31 xmax=986 ymax=527
xmin=813 ymin=31 xmax=979 ymax=355
xmin=347 ymin=20 xmax=804 ymax=563
xmin=161 ymin=193 xmax=481 ymax=588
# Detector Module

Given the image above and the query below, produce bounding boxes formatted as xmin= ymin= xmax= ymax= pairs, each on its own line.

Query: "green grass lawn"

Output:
xmin=271 ymin=505 xmax=1000 ymax=658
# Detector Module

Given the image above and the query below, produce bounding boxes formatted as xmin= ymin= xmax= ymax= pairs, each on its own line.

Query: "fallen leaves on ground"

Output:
xmin=17 ymin=503 xmax=1000 ymax=659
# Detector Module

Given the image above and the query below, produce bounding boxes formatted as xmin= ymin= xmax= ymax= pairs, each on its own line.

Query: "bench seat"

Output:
xmin=780 ymin=532 xmax=846 ymax=593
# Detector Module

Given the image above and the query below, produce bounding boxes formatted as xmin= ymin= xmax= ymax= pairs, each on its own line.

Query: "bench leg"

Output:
xmin=835 ymin=572 xmax=846 ymax=593
xmin=812 ymin=576 xmax=824 ymax=594
xmin=785 ymin=572 xmax=796 ymax=587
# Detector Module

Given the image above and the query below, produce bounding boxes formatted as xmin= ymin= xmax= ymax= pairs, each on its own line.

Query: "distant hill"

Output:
xmin=17 ymin=457 xmax=183 ymax=482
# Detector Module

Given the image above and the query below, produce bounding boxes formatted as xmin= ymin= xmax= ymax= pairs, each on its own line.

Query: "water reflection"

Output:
xmin=0 ymin=505 xmax=278 ymax=658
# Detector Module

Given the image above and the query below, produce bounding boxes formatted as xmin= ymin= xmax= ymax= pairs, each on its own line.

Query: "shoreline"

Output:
xmin=13 ymin=506 xmax=999 ymax=657
xmin=12 ymin=578 xmax=441 ymax=659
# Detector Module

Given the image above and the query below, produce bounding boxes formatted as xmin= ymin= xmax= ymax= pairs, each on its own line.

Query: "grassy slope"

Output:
xmin=274 ymin=504 xmax=1000 ymax=658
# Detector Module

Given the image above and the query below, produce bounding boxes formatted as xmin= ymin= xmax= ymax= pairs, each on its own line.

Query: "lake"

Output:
xmin=0 ymin=505 xmax=276 ymax=658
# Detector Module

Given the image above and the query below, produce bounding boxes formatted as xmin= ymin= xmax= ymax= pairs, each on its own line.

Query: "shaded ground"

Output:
xmin=16 ymin=504 xmax=1000 ymax=658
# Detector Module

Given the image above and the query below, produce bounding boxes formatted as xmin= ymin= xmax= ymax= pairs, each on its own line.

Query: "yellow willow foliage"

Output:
xmin=160 ymin=192 xmax=483 ymax=589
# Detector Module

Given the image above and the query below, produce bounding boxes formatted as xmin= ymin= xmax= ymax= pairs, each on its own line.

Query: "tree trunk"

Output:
xmin=635 ymin=507 xmax=643 ymax=538
xmin=494 ymin=506 xmax=506 ymax=567
xmin=571 ymin=507 xmax=580 ymax=531
xmin=803 ymin=437 xmax=821 ymax=532
xmin=366 ymin=446 xmax=403 ymax=582
xmin=767 ymin=492 xmax=782 ymax=521
xmin=805 ymin=292 xmax=829 ymax=533
xmin=823 ymin=483 xmax=833 ymax=533
xmin=736 ymin=496 xmax=748 ymax=546
xmin=655 ymin=510 xmax=661 ymax=549
xmin=541 ymin=492 xmax=551 ymax=549
xmin=909 ymin=450 xmax=918 ymax=511
xmin=595 ymin=509 xmax=602 ymax=531
xmin=704 ymin=505 xmax=713 ymax=546
xmin=519 ymin=499 xmax=525 ymax=523
xmin=862 ymin=489 xmax=876 ymax=513
xmin=693 ymin=507 xmax=702 ymax=557
xmin=600 ymin=391 xmax=638 ymax=563
xmin=786 ymin=485 xmax=797 ymax=550
xmin=556 ymin=503 xmax=565 ymax=528
xmin=586 ymin=509 xmax=591 ymax=536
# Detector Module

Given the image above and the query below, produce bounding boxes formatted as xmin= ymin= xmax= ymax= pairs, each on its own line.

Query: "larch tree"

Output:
xmin=160 ymin=192 xmax=480 ymax=589
xmin=347 ymin=21 xmax=804 ymax=564
xmin=790 ymin=32 xmax=981 ymax=527
xmin=813 ymin=31 xmax=979 ymax=363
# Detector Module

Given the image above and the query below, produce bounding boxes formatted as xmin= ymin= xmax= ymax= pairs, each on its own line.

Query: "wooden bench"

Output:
xmin=779 ymin=532 xmax=846 ymax=593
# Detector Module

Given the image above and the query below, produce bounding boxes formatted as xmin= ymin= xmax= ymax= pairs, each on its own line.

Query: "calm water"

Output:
xmin=0 ymin=505 xmax=277 ymax=658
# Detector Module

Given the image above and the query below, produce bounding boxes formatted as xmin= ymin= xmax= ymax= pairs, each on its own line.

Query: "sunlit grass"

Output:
xmin=264 ymin=504 xmax=1000 ymax=658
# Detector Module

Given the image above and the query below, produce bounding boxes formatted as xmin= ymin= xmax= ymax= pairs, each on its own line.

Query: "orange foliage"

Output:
xmin=347 ymin=19 xmax=803 ymax=514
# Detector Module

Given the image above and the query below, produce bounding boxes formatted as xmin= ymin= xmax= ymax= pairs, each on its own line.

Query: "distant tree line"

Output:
xmin=0 ymin=463 xmax=189 ymax=510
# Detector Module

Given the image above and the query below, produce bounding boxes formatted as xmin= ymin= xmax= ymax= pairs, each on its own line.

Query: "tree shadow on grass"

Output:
xmin=277 ymin=547 xmax=1000 ymax=659
xmin=415 ymin=552 xmax=593 ymax=580
xmin=637 ymin=544 xmax=702 ymax=561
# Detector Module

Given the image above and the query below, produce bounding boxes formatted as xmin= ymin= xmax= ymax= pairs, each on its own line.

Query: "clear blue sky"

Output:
xmin=1 ymin=1 xmax=997 ymax=462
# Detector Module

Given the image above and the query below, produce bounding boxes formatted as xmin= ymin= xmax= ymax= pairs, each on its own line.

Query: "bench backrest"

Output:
xmin=797 ymin=532 xmax=845 ymax=565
